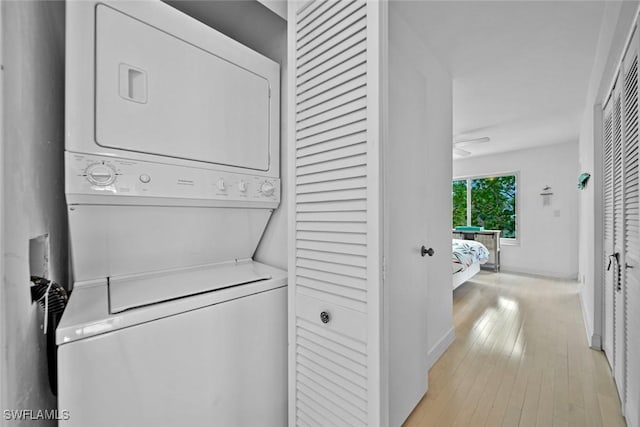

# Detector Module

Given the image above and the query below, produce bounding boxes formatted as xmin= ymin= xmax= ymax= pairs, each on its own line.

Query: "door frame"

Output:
xmin=0 ymin=0 xmax=6 ymax=413
xmin=594 ymin=102 xmax=604 ymax=352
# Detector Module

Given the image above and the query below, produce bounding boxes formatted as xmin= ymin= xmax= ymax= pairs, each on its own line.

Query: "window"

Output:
xmin=452 ymin=173 xmax=518 ymax=240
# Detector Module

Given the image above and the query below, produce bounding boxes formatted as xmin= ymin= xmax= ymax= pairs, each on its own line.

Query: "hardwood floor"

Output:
xmin=404 ymin=272 xmax=626 ymax=427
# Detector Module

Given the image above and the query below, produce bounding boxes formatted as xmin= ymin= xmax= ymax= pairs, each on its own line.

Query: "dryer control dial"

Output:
xmin=260 ymin=181 xmax=275 ymax=196
xmin=85 ymin=163 xmax=116 ymax=186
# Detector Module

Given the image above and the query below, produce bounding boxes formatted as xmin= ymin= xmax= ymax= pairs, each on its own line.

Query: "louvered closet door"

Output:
xmin=603 ymin=100 xmax=614 ymax=366
xmin=612 ymin=78 xmax=626 ymax=405
xmin=288 ymin=1 xmax=382 ymax=426
xmin=623 ymin=27 xmax=640 ymax=427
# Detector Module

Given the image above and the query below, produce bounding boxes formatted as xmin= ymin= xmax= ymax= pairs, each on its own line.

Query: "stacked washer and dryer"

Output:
xmin=57 ymin=1 xmax=286 ymax=425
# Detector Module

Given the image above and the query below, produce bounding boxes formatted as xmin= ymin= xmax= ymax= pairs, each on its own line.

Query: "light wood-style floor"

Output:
xmin=404 ymin=272 xmax=626 ymax=427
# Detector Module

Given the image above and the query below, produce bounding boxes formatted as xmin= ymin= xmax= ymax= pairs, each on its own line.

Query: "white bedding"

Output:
xmin=452 ymin=239 xmax=489 ymax=275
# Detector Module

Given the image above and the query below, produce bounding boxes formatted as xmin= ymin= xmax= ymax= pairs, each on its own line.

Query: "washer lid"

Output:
xmin=108 ymin=260 xmax=271 ymax=314
xmin=56 ymin=261 xmax=287 ymax=345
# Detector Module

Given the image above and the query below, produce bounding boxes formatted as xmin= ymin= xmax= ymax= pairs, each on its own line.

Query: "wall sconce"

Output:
xmin=540 ymin=185 xmax=553 ymax=206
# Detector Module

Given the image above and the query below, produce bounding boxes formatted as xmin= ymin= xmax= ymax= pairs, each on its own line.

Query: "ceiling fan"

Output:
xmin=452 ymin=136 xmax=490 ymax=157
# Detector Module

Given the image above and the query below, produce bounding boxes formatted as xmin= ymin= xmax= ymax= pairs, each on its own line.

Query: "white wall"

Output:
xmin=577 ymin=1 xmax=639 ymax=348
xmin=454 ymin=141 xmax=579 ymax=279
xmin=1 ymin=1 xmax=66 ymax=423
xmin=388 ymin=4 xmax=454 ymax=412
xmin=167 ymin=0 xmax=288 ymax=270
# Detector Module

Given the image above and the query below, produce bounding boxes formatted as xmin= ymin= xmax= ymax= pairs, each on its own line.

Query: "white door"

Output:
xmin=612 ymin=77 xmax=626 ymax=405
xmin=603 ymin=100 xmax=614 ymax=366
xmin=385 ymin=44 xmax=430 ymax=427
xmin=623 ymin=27 xmax=640 ymax=427
xmin=288 ymin=1 xmax=383 ymax=426
xmin=603 ymin=27 xmax=640 ymax=425
xmin=602 ymin=71 xmax=627 ymax=407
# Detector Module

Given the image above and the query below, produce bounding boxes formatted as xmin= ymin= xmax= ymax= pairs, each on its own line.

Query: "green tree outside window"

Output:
xmin=452 ymin=175 xmax=517 ymax=239
xmin=452 ymin=180 xmax=467 ymax=228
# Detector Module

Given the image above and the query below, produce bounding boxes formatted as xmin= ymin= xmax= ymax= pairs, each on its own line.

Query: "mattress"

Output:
xmin=452 ymin=239 xmax=489 ymax=274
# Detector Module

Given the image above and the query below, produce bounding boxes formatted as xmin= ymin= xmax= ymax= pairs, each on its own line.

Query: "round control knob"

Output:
xmin=260 ymin=181 xmax=275 ymax=196
xmin=320 ymin=311 xmax=330 ymax=324
xmin=216 ymin=178 xmax=226 ymax=191
xmin=238 ymin=181 xmax=247 ymax=192
xmin=86 ymin=163 xmax=116 ymax=186
xmin=139 ymin=174 xmax=151 ymax=184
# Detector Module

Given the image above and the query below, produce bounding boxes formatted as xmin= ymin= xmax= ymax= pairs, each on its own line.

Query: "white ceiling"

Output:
xmin=394 ymin=1 xmax=607 ymax=158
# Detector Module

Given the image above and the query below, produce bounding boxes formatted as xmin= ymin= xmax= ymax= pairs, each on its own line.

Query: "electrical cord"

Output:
xmin=30 ymin=276 xmax=69 ymax=395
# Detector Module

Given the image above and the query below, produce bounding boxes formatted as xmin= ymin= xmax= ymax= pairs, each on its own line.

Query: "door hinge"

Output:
xmin=382 ymin=256 xmax=387 ymax=281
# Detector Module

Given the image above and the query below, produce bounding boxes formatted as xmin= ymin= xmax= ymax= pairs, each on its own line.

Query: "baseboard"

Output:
xmin=427 ymin=327 xmax=455 ymax=369
xmin=499 ymin=267 xmax=578 ymax=281
xmin=578 ymin=284 xmax=601 ymax=350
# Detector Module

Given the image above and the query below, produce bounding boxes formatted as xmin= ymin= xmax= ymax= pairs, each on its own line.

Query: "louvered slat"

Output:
xmin=297 ymin=176 xmax=367 ymax=195
xmin=297 ymin=220 xmax=367 ymax=233
xmin=297 ymin=275 xmax=366 ymax=300
xmin=296 ymin=239 xmax=367 ymax=256
xmin=295 ymin=269 xmax=366 ymax=293
xmin=297 ymin=210 xmax=366 ymax=223
xmin=297 ymin=284 xmax=366 ymax=312
xmin=297 ymin=164 xmax=367 ymax=185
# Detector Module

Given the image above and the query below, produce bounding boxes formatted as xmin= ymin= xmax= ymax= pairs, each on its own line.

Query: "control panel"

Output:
xmin=66 ymin=153 xmax=280 ymax=206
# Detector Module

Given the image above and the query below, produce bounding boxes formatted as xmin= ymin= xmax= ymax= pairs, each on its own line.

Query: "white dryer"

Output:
xmin=58 ymin=1 xmax=285 ymax=425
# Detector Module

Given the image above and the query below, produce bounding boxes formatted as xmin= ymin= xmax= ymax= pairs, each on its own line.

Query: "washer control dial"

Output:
xmin=260 ymin=181 xmax=275 ymax=196
xmin=238 ymin=181 xmax=247 ymax=192
xmin=86 ymin=163 xmax=116 ymax=186
xmin=216 ymin=178 xmax=226 ymax=191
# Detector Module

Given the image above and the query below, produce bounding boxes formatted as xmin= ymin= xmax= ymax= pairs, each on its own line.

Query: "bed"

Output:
xmin=452 ymin=239 xmax=490 ymax=289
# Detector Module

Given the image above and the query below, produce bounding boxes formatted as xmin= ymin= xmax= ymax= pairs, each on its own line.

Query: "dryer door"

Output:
xmin=94 ymin=4 xmax=272 ymax=171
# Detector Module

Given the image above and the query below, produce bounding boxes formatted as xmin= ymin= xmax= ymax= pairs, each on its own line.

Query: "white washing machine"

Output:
xmin=58 ymin=1 xmax=285 ymax=425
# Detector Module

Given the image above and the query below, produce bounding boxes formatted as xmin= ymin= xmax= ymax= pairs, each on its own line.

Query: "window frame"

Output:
xmin=453 ymin=170 xmax=520 ymax=245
